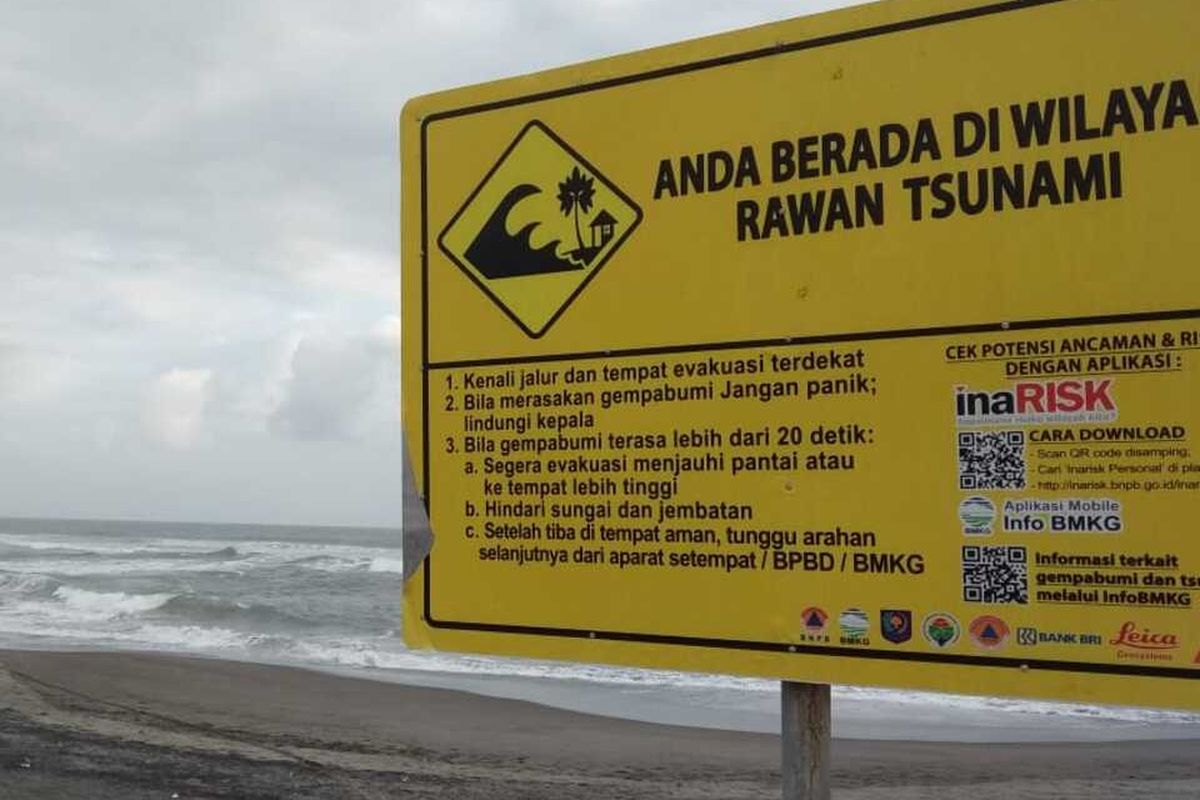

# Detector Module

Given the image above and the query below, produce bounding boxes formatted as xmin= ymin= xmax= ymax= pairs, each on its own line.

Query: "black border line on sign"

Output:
xmin=426 ymin=308 xmax=1200 ymax=371
xmin=417 ymin=0 xmax=1200 ymax=680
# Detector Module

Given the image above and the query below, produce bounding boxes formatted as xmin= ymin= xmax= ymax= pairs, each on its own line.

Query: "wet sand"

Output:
xmin=1 ymin=649 xmax=1197 ymax=799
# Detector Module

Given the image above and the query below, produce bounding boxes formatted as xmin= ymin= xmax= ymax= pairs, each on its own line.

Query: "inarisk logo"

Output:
xmin=955 ymin=379 xmax=1117 ymax=425
xmin=1109 ymin=622 xmax=1179 ymax=650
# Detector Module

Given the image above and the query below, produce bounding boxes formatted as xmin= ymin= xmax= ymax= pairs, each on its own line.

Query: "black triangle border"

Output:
xmin=435 ymin=119 xmax=643 ymax=339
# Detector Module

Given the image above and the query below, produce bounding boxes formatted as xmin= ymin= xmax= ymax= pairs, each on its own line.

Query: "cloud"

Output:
xmin=143 ymin=368 xmax=214 ymax=449
xmin=268 ymin=316 xmax=398 ymax=441
xmin=0 ymin=1 xmax=863 ymax=524
xmin=0 ymin=342 xmax=78 ymax=407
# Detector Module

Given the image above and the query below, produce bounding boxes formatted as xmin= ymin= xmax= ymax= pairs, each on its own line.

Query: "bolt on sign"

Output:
xmin=401 ymin=0 xmax=1200 ymax=710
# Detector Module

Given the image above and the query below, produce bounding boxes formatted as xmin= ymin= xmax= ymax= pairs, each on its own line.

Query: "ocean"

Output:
xmin=1 ymin=516 xmax=1197 ymax=742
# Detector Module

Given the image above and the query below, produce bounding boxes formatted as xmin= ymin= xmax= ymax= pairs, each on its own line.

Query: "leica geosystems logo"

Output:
xmin=1109 ymin=622 xmax=1178 ymax=651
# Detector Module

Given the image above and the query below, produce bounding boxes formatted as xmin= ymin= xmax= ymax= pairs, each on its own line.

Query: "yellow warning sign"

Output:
xmin=401 ymin=0 xmax=1200 ymax=711
xmin=438 ymin=121 xmax=641 ymax=337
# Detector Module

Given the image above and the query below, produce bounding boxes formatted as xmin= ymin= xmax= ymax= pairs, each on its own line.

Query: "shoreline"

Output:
xmin=4 ymin=642 xmax=1200 ymax=742
xmin=1 ymin=649 xmax=1199 ymax=798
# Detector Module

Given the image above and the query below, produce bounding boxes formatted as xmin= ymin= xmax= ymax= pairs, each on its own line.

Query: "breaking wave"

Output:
xmin=51 ymin=586 xmax=174 ymax=618
xmin=155 ymin=594 xmax=315 ymax=631
xmin=2 ymin=518 xmax=1197 ymax=738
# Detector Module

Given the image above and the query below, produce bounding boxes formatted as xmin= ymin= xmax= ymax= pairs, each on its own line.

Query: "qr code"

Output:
xmin=958 ymin=430 xmax=1025 ymax=490
xmin=962 ymin=545 xmax=1028 ymax=604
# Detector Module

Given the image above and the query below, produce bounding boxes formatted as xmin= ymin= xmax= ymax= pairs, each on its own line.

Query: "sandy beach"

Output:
xmin=0 ymin=650 xmax=1196 ymax=799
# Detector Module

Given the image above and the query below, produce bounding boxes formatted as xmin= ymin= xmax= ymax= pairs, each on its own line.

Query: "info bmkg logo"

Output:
xmin=439 ymin=120 xmax=642 ymax=337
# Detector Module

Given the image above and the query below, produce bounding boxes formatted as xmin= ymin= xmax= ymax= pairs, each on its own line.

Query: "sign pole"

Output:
xmin=781 ymin=681 xmax=830 ymax=800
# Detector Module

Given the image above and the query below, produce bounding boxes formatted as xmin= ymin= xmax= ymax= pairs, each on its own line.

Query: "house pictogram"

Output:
xmin=590 ymin=209 xmax=617 ymax=248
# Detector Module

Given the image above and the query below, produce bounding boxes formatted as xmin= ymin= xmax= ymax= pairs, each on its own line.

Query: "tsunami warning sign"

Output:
xmin=400 ymin=0 xmax=1200 ymax=711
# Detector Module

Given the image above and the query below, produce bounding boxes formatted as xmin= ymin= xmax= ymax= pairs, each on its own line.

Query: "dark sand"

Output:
xmin=0 ymin=650 xmax=1197 ymax=799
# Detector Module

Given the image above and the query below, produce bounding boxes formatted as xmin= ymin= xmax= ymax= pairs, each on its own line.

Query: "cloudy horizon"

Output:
xmin=0 ymin=0 xmax=861 ymax=527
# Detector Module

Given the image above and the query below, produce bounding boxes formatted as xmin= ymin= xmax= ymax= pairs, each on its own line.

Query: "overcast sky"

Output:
xmin=0 ymin=0 xmax=862 ymax=527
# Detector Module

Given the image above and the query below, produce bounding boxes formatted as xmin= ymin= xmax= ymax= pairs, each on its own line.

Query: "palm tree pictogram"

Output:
xmin=557 ymin=166 xmax=596 ymax=256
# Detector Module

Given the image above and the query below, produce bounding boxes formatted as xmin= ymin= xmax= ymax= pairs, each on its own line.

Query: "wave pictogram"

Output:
xmin=464 ymin=184 xmax=582 ymax=279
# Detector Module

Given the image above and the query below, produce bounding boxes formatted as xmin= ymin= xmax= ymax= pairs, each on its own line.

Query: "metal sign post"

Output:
xmin=781 ymin=681 xmax=830 ymax=800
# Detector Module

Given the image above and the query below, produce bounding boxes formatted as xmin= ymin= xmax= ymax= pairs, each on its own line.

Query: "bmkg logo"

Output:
xmin=439 ymin=120 xmax=642 ymax=337
xmin=838 ymin=608 xmax=870 ymax=645
xmin=958 ymin=495 xmax=995 ymax=535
